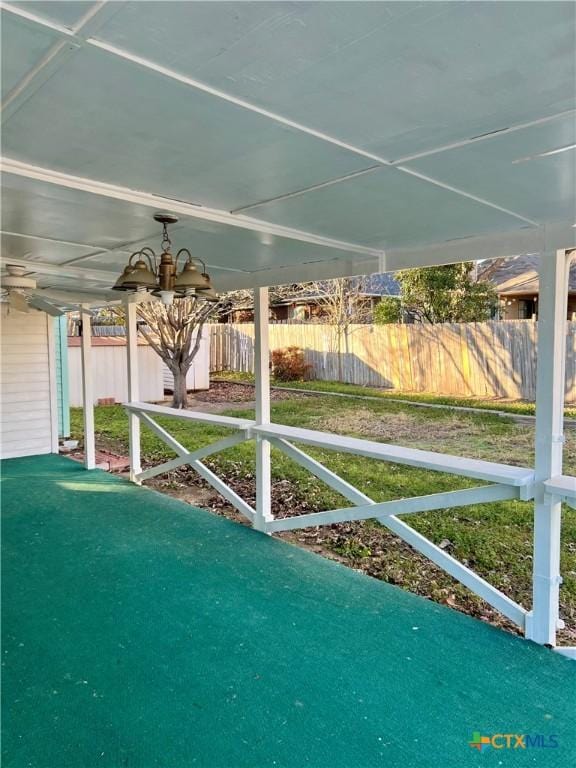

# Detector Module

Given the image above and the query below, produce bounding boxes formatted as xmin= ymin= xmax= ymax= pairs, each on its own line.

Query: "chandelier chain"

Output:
xmin=161 ymin=222 xmax=172 ymax=252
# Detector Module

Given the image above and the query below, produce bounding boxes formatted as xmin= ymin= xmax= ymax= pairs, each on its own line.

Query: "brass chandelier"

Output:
xmin=112 ymin=213 xmax=218 ymax=306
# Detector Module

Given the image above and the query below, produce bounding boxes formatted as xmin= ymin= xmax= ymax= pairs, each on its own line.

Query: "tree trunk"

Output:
xmin=172 ymin=368 xmax=189 ymax=409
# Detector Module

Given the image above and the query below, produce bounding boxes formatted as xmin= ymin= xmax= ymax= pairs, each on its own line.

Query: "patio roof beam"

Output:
xmin=4 ymin=162 xmax=574 ymax=293
xmin=1 ymin=158 xmax=384 ymax=260
xmin=0 ymin=226 xmax=248 ymax=275
xmin=0 ymin=1 xmax=546 ymax=237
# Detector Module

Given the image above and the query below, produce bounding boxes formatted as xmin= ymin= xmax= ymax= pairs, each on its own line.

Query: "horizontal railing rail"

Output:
xmin=544 ymin=475 xmax=576 ymax=509
xmin=253 ymin=423 xmax=535 ymax=491
xmin=124 ymin=401 xmax=256 ymax=430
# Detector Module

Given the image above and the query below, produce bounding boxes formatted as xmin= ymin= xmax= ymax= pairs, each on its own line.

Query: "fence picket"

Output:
xmin=208 ymin=321 xmax=576 ymax=402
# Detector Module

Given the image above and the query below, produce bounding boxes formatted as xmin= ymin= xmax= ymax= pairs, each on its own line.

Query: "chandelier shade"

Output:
xmin=196 ymin=286 xmax=220 ymax=302
xmin=173 ymin=255 xmax=207 ymax=292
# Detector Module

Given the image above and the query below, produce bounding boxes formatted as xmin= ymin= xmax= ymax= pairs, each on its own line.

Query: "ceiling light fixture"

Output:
xmin=112 ymin=213 xmax=218 ymax=305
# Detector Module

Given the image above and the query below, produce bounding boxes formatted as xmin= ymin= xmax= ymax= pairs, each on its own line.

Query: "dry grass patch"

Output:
xmin=316 ymin=407 xmax=576 ymax=472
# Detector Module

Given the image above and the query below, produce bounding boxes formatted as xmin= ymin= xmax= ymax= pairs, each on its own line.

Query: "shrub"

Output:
xmin=373 ymin=297 xmax=402 ymax=324
xmin=271 ymin=346 xmax=312 ymax=381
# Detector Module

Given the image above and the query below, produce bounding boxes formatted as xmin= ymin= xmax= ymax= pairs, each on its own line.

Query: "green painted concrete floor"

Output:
xmin=2 ymin=455 xmax=575 ymax=768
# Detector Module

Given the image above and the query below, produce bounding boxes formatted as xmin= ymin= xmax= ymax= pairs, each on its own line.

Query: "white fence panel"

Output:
xmin=69 ymin=344 xmax=163 ymax=406
xmin=162 ymin=327 xmax=210 ymax=392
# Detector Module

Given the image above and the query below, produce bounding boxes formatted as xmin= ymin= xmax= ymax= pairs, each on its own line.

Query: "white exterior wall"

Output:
xmin=0 ymin=308 xmax=58 ymax=459
xmin=162 ymin=327 xmax=210 ymax=392
xmin=68 ymin=345 xmax=163 ymax=407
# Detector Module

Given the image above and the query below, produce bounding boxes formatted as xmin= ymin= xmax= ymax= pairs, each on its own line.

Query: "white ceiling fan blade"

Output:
xmin=29 ymin=292 xmax=96 ymax=317
xmin=28 ymin=296 xmax=65 ymax=317
xmin=9 ymin=292 xmax=30 ymax=313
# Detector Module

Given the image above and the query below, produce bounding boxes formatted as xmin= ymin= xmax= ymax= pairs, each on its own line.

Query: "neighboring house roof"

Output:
xmin=281 ymin=273 xmax=401 ymax=304
xmin=360 ymin=273 xmax=401 ymax=297
xmin=220 ymin=273 xmax=400 ymax=314
xmin=480 ymin=255 xmax=576 ymax=295
xmin=315 ymin=273 xmax=400 ymax=298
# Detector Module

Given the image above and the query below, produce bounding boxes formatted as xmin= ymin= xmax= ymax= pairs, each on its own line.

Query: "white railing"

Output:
xmin=124 ymin=402 xmax=257 ymax=522
xmin=544 ymin=475 xmax=576 ymax=509
xmin=124 ymin=401 xmax=536 ymax=630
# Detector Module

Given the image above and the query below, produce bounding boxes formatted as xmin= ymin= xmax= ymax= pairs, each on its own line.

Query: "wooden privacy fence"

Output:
xmin=209 ymin=321 xmax=576 ymax=402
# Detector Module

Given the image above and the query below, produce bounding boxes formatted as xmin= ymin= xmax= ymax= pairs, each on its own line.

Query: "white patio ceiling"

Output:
xmin=1 ymin=1 xmax=575 ymax=303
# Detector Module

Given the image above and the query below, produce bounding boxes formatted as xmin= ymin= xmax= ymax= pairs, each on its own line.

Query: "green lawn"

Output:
xmin=70 ymin=394 xmax=576 ymax=640
xmin=215 ymin=371 xmax=576 ymax=418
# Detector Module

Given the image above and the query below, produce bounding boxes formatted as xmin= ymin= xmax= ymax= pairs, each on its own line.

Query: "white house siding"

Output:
xmin=0 ymin=308 xmax=57 ymax=459
xmin=68 ymin=344 xmax=163 ymax=407
xmin=162 ymin=327 xmax=210 ymax=392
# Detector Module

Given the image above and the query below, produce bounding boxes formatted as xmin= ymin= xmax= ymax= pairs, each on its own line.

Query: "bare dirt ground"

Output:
xmin=159 ymin=380 xmax=308 ymax=412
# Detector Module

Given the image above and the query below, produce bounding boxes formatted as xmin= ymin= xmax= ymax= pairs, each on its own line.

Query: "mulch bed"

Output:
xmin=192 ymin=380 xmax=310 ymax=403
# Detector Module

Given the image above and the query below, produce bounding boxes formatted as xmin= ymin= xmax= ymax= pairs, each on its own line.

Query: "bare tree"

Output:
xmin=475 ymin=257 xmax=509 ymax=282
xmin=306 ymin=277 xmax=372 ymax=326
xmin=223 ymin=278 xmax=371 ymax=379
xmin=304 ymin=277 xmax=372 ymax=380
xmin=223 ymin=279 xmax=371 ymax=326
xmin=214 ymin=278 xmax=371 ymax=383
xmin=135 ymin=297 xmax=219 ymax=409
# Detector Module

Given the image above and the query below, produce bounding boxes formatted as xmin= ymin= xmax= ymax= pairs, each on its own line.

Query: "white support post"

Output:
xmin=46 ymin=316 xmax=59 ymax=454
xmin=254 ymin=286 xmax=272 ymax=532
xmin=526 ymin=250 xmax=571 ymax=645
xmin=80 ymin=306 xmax=95 ymax=470
xmin=125 ymin=300 xmax=141 ymax=480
